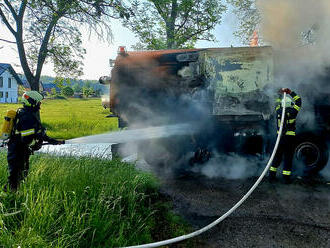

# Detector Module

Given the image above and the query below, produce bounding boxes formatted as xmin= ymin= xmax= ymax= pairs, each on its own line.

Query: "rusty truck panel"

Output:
xmin=200 ymin=47 xmax=274 ymax=117
xmin=109 ymin=46 xmax=274 ymax=122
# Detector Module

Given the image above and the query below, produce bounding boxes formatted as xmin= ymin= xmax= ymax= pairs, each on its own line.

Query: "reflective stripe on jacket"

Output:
xmin=12 ymin=108 xmax=43 ymax=145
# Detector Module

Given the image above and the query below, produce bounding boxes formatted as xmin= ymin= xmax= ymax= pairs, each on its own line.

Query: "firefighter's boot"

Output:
xmin=282 ymin=170 xmax=292 ymax=184
xmin=283 ymin=175 xmax=292 ymax=184
xmin=268 ymin=170 xmax=277 ymax=183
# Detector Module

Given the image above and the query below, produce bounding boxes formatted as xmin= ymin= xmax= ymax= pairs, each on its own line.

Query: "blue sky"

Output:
xmin=0 ymin=7 xmax=242 ymax=80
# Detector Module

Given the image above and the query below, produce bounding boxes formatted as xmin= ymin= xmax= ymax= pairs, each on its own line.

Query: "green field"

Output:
xmin=0 ymin=98 xmax=118 ymax=140
xmin=0 ymin=98 xmax=191 ymax=247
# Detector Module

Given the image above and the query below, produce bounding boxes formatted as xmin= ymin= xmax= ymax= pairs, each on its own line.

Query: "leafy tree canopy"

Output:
xmin=72 ymin=83 xmax=82 ymax=93
xmin=0 ymin=0 xmax=130 ymax=91
xmin=123 ymin=0 xmax=226 ymax=50
xmin=227 ymin=0 xmax=260 ymax=45
xmin=61 ymin=86 xmax=74 ymax=97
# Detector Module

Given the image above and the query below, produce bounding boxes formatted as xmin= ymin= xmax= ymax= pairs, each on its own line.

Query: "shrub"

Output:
xmin=61 ymin=86 xmax=74 ymax=97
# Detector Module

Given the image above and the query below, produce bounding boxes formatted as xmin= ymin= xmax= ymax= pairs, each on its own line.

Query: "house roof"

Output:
xmin=21 ymin=79 xmax=31 ymax=89
xmin=42 ymin=83 xmax=56 ymax=89
xmin=21 ymin=79 xmax=45 ymax=92
xmin=0 ymin=63 xmax=23 ymax=85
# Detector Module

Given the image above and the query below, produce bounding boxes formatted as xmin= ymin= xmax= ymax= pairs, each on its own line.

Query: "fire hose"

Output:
xmin=122 ymin=93 xmax=288 ymax=248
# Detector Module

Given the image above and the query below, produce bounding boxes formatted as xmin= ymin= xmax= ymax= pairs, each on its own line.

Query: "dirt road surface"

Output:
xmin=42 ymin=142 xmax=330 ymax=247
xmin=147 ymin=166 xmax=330 ymax=248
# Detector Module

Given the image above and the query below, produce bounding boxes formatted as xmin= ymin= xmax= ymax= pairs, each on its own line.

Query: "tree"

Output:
xmin=0 ymin=0 xmax=130 ymax=91
xmin=84 ymin=81 xmax=91 ymax=89
xmin=50 ymin=87 xmax=57 ymax=96
xmin=72 ymin=83 xmax=82 ymax=93
xmin=95 ymin=89 xmax=102 ymax=97
xmin=227 ymin=0 xmax=260 ymax=45
xmin=54 ymin=76 xmax=65 ymax=91
xmin=18 ymin=85 xmax=25 ymax=97
xmin=61 ymin=86 xmax=74 ymax=97
xmin=123 ymin=0 xmax=226 ymax=50
xmin=65 ymin=78 xmax=72 ymax=86
xmin=82 ymin=86 xmax=94 ymax=98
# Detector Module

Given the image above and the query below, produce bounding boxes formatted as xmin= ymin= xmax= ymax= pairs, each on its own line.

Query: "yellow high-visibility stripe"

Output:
xmin=270 ymin=167 xmax=277 ymax=172
xmin=282 ymin=170 xmax=291 ymax=176
xmin=275 ymin=105 xmax=280 ymax=111
xmin=277 ymin=130 xmax=296 ymax=135
xmin=286 ymin=131 xmax=295 ymax=136
xmin=293 ymin=105 xmax=301 ymax=111
xmin=293 ymin=95 xmax=301 ymax=101
xmin=20 ymin=129 xmax=35 ymax=137
xmin=288 ymin=119 xmax=296 ymax=124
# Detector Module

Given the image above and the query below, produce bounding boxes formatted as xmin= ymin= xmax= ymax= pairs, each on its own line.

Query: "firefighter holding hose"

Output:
xmin=269 ymin=88 xmax=302 ymax=184
xmin=2 ymin=91 xmax=64 ymax=191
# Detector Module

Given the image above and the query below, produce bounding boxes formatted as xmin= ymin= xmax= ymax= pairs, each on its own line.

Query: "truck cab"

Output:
xmin=100 ymin=46 xmax=328 ymax=176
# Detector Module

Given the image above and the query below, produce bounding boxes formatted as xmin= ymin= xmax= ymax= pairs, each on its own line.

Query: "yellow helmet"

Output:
xmin=21 ymin=91 xmax=44 ymax=107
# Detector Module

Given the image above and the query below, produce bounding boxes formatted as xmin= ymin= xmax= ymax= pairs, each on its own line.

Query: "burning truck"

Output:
xmin=99 ymin=46 xmax=329 ymax=176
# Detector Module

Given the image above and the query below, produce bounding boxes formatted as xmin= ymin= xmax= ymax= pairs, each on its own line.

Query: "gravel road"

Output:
xmin=152 ymin=168 xmax=330 ymax=248
xmin=39 ymin=141 xmax=330 ymax=247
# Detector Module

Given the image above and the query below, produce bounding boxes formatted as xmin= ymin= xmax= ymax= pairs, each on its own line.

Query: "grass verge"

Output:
xmin=0 ymin=152 xmax=191 ymax=247
xmin=0 ymin=98 xmax=118 ymax=140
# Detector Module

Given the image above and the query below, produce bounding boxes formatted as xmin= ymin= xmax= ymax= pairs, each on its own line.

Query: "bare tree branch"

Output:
xmin=4 ymin=0 xmax=18 ymax=21
xmin=18 ymin=0 xmax=27 ymax=19
xmin=0 ymin=38 xmax=17 ymax=44
xmin=0 ymin=7 xmax=16 ymax=35
xmin=0 ymin=0 xmax=126 ymax=90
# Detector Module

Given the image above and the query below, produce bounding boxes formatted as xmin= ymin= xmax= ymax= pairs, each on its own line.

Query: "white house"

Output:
xmin=0 ymin=63 xmax=23 ymax=103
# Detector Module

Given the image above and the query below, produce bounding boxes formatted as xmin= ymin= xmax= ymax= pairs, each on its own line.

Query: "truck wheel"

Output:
xmin=139 ymin=138 xmax=187 ymax=169
xmin=294 ymin=135 xmax=329 ymax=174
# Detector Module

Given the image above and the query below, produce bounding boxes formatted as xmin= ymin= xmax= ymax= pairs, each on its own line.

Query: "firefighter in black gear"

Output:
xmin=269 ymin=88 xmax=302 ymax=184
xmin=6 ymin=91 xmax=64 ymax=191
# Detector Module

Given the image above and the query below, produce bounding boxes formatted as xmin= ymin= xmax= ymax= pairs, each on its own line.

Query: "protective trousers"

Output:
xmin=7 ymin=139 xmax=31 ymax=191
xmin=269 ymin=135 xmax=296 ymax=183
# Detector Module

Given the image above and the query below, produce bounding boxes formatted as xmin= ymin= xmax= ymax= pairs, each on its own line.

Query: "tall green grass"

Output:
xmin=0 ymin=98 xmax=193 ymax=247
xmin=0 ymin=98 xmax=118 ymax=140
xmin=0 ymin=152 xmax=189 ymax=247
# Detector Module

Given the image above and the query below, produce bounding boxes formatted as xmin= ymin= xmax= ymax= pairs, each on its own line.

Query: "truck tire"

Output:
xmin=294 ymin=134 xmax=329 ymax=174
xmin=138 ymin=137 xmax=189 ymax=169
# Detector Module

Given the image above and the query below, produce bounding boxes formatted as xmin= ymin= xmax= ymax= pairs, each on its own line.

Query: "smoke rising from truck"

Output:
xmin=256 ymin=0 xmax=330 ymax=179
xmin=112 ymin=53 xmax=215 ymax=175
xmin=113 ymin=50 xmax=274 ymax=179
xmin=110 ymin=0 xmax=330 ymax=179
xmin=257 ymin=0 xmax=330 ymax=82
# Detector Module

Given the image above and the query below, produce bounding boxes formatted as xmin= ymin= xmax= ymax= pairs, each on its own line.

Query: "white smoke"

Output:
xmin=255 ymin=0 xmax=330 ymax=180
xmin=191 ymin=152 xmax=264 ymax=180
xmin=257 ymin=0 xmax=330 ymax=83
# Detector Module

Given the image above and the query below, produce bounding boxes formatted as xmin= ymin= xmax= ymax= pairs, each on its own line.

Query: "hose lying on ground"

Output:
xmin=122 ymin=93 xmax=287 ymax=248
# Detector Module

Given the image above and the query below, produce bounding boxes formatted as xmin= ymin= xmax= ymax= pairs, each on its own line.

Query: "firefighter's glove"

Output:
xmin=281 ymin=88 xmax=292 ymax=94
xmin=30 ymin=143 xmax=42 ymax=151
xmin=30 ymin=139 xmax=43 ymax=151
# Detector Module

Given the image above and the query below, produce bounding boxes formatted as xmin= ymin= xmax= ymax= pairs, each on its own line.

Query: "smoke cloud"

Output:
xmin=191 ymin=152 xmax=264 ymax=180
xmin=257 ymin=0 xmax=330 ymax=82
xmin=113 ymin=1 xmax=330 ymax=180
xmin=255 ymin=0 xmax=330 ymax=180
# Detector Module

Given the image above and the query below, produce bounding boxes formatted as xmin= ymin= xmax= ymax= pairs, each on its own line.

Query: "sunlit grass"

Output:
xmin=0 ymin=98 xmax=193 ymax=247
xmin=0 ymin=152 xmax=189 ymax=247
xmin=0 ymin=98 xmax=118 ymax=140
